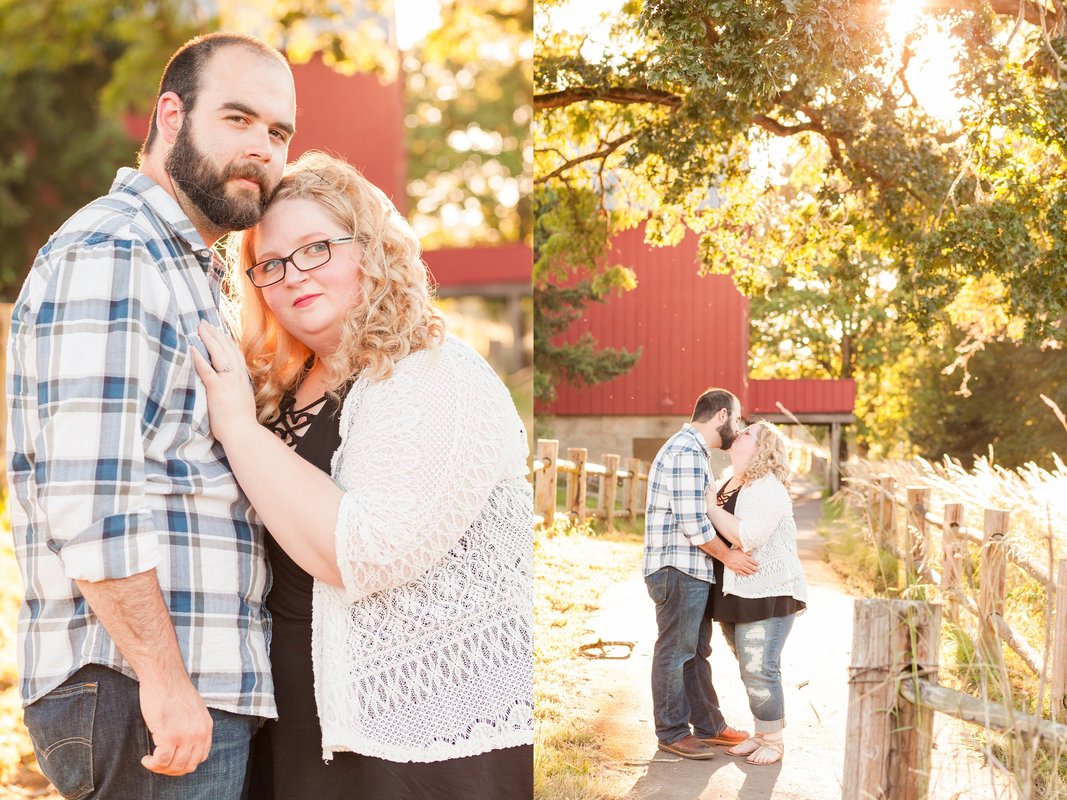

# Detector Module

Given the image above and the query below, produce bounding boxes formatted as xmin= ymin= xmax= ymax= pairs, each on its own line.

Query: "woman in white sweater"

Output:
xmin=704 ymin=420 xmax=807 ymax=766
xmin=191 ymin=152 xmax=532 ymax=798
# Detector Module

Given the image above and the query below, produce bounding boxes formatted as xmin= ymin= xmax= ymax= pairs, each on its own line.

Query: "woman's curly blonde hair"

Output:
xmin=741 ymin=420 xmax=792 ymax=489
xmin=232 ymin=151 xmax=446 ymax=424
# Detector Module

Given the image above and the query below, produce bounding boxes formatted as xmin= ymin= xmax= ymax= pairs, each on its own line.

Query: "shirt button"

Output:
xmin=198 ymin=249 xmax=211 ymax=258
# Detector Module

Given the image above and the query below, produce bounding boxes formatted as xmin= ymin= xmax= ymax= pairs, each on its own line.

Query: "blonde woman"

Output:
xmin=703 ymin=421 xmax=807 ymax=766
xmin=190 ymin=151 xmax=533 ymax=799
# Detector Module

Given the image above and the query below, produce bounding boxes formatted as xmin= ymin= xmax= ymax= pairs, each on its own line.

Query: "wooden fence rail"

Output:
xmin=861 ymin=474 xmax=1062 ymax=686
xmin=531 ymin=439 xmax=648 ymax=531
xmin=845 ymin=598 xmax=1067 ymax=799
xmin=846 ymin=469 xmax=1067 ymax=797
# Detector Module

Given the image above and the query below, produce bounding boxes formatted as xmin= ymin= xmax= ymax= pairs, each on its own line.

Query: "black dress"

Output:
xmin=247 ymin=392 xmax=533 ymax=800
xmin=706 ymin=483 xmax=806 ymax=623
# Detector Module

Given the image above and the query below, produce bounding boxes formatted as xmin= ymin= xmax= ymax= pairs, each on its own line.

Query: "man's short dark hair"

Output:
xmin=139 ymin=33 xmax=289 ymax=163
xmin=691 ymin=388 xmax=738 ymax=423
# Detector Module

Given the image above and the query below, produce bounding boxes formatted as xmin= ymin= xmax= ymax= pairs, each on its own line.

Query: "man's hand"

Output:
xmin=721 ymin=548 xmax=758 ymax=577
xmin=139 ymin=674 xmax=213 ymax=775
xmin=76 ymin=572 xmax=212 ymax=777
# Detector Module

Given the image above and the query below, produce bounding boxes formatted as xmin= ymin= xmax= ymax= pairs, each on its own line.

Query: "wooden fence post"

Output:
xmin=566 ymin=448 xmax=588 ymax=522
xmin=880 ymin=475 xmax=898 ymax=550
xmin=1053 ymin=559 xmax=1067 ymax=721
xmin=979 ymin=509 xmax=1010 ymax=667
xmin=940 ymin=503 xmax=965 ymax=622
xmin=534 ymin=439 xmax=558 ymax=527
xmin=905 ymin=487 xmax=930 ymax=581
xmin=979 ymin=509 xmax=1009 ymax=621
xmin=879 ymin=475 xmax=899 ymax=588
xmin=830 ymin=421 xmax=842 ymax=494
xmin=599 ymin=454 xmax=620 ymax=532
xmin=843 ymin=599 xmax=942 ymax=800
xmin=637 ymin=461 xmax=649 ymax=514
xmin=869 ymin=478 xmax=883 ymax=549
xmin=626 ymin=457 xmax=643 ymax=521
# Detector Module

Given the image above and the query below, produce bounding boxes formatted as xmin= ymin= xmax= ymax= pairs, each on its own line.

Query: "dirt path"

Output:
xmin=569 ymin=478 xmax=1016 ymax=799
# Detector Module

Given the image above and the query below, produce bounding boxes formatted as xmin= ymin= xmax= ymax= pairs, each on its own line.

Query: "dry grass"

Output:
xmin=534 ymin=517 xmax=643 ymax=800
xmin=830 ymin=454 xmax=1067 ymax=799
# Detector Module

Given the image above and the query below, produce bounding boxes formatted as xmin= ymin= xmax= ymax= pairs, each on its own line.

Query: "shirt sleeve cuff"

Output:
xmin=682 ymin=519 xmax=716 ymax=547
xmin=56 ymin=511 xmax=162 ymax=582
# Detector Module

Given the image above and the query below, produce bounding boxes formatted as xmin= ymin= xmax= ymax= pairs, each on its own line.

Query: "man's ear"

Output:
xmin=155 ymin=91 xmax=185 ymax=147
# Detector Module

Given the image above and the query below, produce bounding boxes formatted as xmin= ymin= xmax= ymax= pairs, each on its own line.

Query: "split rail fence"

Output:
xmin=530 ymin=435 xmax=830 ymax=529
xmin=531 ymin=440 xmax=648 ymax=529
xmin=843 ymin=476 xmax=1067 ymax=798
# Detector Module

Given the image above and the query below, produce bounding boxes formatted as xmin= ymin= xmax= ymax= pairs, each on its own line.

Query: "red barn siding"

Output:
xmin=424 ymin=244 xmax=532 ymax=288
xmin=289 ymin=57 xmax=406 ymax=209
xmin=543 ymin=225 xmax=749 ymax=416
xmin=749 ymin=379 xmax=856 ymax=416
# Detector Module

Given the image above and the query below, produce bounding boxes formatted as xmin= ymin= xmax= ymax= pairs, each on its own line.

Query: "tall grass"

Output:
xmin=833 ymin=453 xmax=1067 ymax=799
xmin=846 ymin=454 xmax=1067 ymax=567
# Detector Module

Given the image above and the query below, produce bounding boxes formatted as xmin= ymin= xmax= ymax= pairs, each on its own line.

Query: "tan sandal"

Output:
xmin=725 ymin=736 xmax=761 ymax=757
xmin=744 ymin=734 xmax=784 ymax=765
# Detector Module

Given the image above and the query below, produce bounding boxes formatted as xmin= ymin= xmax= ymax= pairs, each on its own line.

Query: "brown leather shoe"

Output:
xmin=657 ymin=734 xmax=716 ymax=760
xmin=699 ymin=725 xmax=749 ymax=746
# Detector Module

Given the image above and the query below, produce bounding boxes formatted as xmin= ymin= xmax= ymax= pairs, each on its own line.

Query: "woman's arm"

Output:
xmin=327 ymin=340 xmax=523 ymax=601
xmin=705 ymin=500 xmax=743 ymax=548
xmin=192 ymin=323 xmax=344 ymax=585
xmin=734 ymin=477 xmax=792 ymax=551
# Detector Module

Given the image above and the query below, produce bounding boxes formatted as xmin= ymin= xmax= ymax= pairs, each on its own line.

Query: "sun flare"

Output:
xmin=885 ymin=0 xmax=967 ymax=126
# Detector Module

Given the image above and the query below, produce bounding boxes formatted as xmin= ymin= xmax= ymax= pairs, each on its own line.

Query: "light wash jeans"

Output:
xmin=22 ymin=664 xmax=259 ymax=800
xmin=720 ymin=613 xmax=796 ymax=733
xmin=645 ymin=566 xmax=727 ymax=744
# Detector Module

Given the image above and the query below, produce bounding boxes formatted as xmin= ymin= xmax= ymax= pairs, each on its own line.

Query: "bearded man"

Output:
xmin=642 ymin=387 xmax=758 ymax=759
xmin=6 ymin=33 xmax=296 ymax=799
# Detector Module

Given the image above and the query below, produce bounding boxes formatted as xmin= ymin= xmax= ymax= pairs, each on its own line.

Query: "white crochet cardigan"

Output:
xmin=718 ymin=474 xmax=808 ymax=603
xmin=311 ymin=335 xmax=533 ymax=762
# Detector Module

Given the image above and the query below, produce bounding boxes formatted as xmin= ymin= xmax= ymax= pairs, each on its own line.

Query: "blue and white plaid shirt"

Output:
xmin=6 ymin=168 xmax=275 ymax=718
xmin=642 ymin=424 xmax=717 ymax=583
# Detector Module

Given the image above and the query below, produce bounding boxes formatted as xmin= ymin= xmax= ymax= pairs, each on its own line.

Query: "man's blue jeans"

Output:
xmin=22 ymin=664 xmax=259 ymax=800
xmin=645 ymin=566 xmax=726 ymax=744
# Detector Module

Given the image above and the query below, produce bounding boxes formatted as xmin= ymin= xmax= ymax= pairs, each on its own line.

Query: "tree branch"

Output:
xmin=752 ymin=111 xmax=845 ymax=161
xmin=702 ymin=16 xmax=720 ymax=47
xmin=751 ymin=111 xmax=927 ymax=204
xmin=536 ymin=86 xmax=682 ymax=110
xmin=855 ymin=0 xmax=1058 ymax=28
xmin=536 ymin=130 xmax=640 ymax=184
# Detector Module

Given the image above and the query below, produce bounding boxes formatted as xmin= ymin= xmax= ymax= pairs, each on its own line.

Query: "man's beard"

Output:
xmin=165 ymin=123 xmax=272 ymax=232
xmin=718 ymin=419 xmax=738 ymax=450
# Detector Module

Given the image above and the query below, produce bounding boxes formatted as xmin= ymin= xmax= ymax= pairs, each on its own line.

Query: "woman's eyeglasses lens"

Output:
xmin=248 ymin=238 xmax=351 ymax=287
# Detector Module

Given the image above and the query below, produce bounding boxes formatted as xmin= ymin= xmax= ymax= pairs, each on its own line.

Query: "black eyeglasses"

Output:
xmin=246 ymin=236 xmax=355 ymax=287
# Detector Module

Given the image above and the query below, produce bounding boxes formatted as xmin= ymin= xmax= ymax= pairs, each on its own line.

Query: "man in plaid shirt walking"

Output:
xmin=643 ymin=388 xmax=757 ymax=759
xmin=7 ymin=33 xmax=296 ymax=799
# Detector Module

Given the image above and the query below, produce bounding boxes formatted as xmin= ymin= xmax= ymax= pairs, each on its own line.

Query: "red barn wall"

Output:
xmin=543 ymin=225 xmax=750 ymax=417
xmin=749 ymin=378 xmax=857 ymax=417
xmin=289 ymin=57 xmax=406 ymax=210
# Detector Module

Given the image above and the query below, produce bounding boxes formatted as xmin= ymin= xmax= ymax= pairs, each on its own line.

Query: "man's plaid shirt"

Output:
xmin=642 ymin=424 xmax=717 ymax=583
xmin=6 ymin=168 xmax=275 ymax=717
